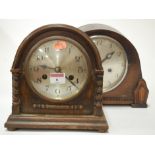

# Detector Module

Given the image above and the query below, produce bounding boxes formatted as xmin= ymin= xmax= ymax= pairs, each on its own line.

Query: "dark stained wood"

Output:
xmin=80 ymin=26 xmax=149 ymax=108
xmin=5 ymin=114 xmax=108 ymax=132
xmin=5 ymin=24 xmax=108 ymax=132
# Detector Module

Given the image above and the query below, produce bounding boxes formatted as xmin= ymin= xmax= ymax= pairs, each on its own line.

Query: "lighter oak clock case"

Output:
xmin=79 ymin=24 xmax=149 ymax=108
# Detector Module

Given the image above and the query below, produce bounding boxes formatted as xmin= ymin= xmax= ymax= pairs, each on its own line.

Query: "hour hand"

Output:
xmin=39 ymin=64 xmax=55 ymax=70
xmin=101 ymin=51 xmax=115 ymax=63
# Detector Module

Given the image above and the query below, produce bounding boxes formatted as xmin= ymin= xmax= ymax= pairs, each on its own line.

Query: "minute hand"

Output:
xmin=101 ymin=51 xmax=115 ymax=63
xmin=58 ymin=69 xmax=79 ymax=90
xmin=65 ymin=76 xmax=79 ymax=90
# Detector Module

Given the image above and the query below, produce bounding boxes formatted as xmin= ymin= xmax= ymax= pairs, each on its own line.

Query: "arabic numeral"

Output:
xmin=75 ymin=56 xmax=82 ymax=62
xmin=35 ymin=77 xmax=42 ymax=83
xmin=32 ymin=66 xmax=39 ymax=72
xmin=55 ymin=89 xmax=60 ymax=95
xmin=78 ymin=66 xmax=84 ymax=73
xmin=67 ymin=86 xmax=72 ymax=91
xmin=45 ymin=85 xmax=49 ymax=91
xmin=37 ymin=55 xmax=44 ymax=61
xmin=45 ymin=47 xmax=49 ymax=53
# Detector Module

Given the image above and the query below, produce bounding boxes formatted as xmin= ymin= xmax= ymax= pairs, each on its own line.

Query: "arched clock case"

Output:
xmin=5 ymin=24 xmax=108 ymax=132
xmin=79 ymin=24 xmax=149 ymax=108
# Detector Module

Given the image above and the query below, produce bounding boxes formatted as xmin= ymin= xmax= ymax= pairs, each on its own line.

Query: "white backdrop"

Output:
xmin=0 ymin=19 xmax=155 ymax=134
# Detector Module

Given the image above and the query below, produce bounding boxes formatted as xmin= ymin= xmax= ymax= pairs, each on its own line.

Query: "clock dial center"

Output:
xmin=55 ymin=66 xmax=61 ymax=73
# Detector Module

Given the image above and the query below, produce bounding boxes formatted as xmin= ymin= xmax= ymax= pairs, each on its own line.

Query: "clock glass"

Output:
xmin=25 ymin=36 xmax=90 ymax=101
xmin=91 ymin=35 xmax=128 ymax=92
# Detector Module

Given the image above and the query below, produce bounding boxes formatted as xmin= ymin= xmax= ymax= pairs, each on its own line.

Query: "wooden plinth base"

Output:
xmin=5 ymin=114 xmax=108 ymax=132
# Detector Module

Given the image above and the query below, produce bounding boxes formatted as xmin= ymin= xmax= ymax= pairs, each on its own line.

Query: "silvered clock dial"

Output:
xmin=91 ymin=35 xmax=128 ymax=92
xmin=25 ymin=36 xmax=90 ymax=101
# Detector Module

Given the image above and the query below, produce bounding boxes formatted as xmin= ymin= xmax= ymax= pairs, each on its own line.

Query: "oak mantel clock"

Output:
xmin=5 ymin=24 xmax=108 ymax=132
xmin=80 ymin=24 xmax=149 ymax=108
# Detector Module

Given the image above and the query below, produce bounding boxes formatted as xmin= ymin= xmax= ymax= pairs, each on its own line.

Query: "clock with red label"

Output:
xmin=5 ymin=24 xmax=108 ymax=132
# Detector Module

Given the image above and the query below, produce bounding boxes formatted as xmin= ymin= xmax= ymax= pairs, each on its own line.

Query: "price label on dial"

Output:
xmin=50 ymin=73 xmax=65 ymax=84
xmin=53 ymin=40 xmax=67 ymax=51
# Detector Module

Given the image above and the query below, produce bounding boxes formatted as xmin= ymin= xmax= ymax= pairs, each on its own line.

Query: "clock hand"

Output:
xmin=59 ymin=68 xmax=79 ymax=89
xmin=39 ymin=65 xmax=56 ymax=70
xmin=65 ymin=76 xmax=79 ymax=90
xmin=101 ymin=51 xmax=115 ymax=63
xmin=39 ymin=65 xmax=62 ymax=73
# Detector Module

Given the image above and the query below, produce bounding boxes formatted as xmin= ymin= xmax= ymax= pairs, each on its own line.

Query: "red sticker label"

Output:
xmin=50 ymin=73 xmax=64 ymax=77
xmin=54 ymin=40 xmax=67 ymax=50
